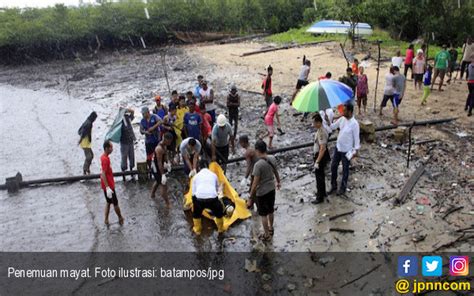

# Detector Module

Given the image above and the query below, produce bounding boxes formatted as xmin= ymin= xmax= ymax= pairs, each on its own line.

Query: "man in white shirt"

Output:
xmin=191 ymin=160 xmax=224 ymax=235
xmin=329 ymin=104 xmax=360 ymax=195
xmin=291 ymin=55 xmax=311 ymax=103
xmin=391 ymin=50 xmax=404 ymax=69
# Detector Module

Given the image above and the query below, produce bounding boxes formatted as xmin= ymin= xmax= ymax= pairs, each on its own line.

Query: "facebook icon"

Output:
xmin=398 ymin=256 xmax=418 ymax=276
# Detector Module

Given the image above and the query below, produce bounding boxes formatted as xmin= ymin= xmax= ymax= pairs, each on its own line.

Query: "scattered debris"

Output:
xmin=442 ymin=206 xmax=464 ymax=220
xmin=416 ymin=196 xmax=431 ymax=205
xmin=395 ymin=164 xmax=426 ymax=205
xmin=339 ymin=264 xmax=381 ymax=288
xmin=244 ymin=259 xmax=259 ymax=273
xmin=329 ymin=210 xmax=355 ymax=221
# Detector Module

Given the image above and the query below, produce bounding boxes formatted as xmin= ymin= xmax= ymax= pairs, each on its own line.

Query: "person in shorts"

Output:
xmin=263 ymin=96 xmax=282 ymax=150
xmin=413 ymin=49 xmax=426 ymax=90
xmin=431 ymin=45 xmax=450 ymax=91
xmin=100 ymin=140 xmax=124 ymax=226
xmin=291 ymin=55 xmax=311 ymax=103
xmin=379 ymin=66 xmax=395 ymax=116
xmin=140 ymin=107 xmax=162 ymax=176
xmin=150 ymin=132 xmax=173 ymax=207
xmin=391 ymin=66 xmax=406 ymax=125
xmin=249 ymin=140 xmax=281 ymax=241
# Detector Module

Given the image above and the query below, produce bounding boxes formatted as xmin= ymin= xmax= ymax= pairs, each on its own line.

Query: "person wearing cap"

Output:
xmin=212 ymin=114 xmax=234 ymax=172
xmin=120 ymin=107 xmax=136 ymax=182
xmin=431 ymin=45 xmax=450 ymax=92
xmin=191 ymin=160 xmax=225 ymax=235
xmin=140 ymin=106 xmax=162 ymax=174
xmin=152 ymin=95 xmax=168 ymax=119
xmin=199 ymin=81 xmax=216 ymax=124
xmin=180 ymin=137 xmax=201 ymax=178
xmin=226 ymin=85 xmax=240 ymax=138
xmin=183 ymin=100 xmax=202 ymax=141
xmin=413 ymin=49 xmax=426 ymax=90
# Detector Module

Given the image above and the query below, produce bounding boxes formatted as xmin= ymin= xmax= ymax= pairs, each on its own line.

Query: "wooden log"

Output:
xmin=394 ymin=164 xmax=425 ymax=205
xmin=240 ymin=40 xmax=334 ymax=57
xmin=329 ymin=228 xmax=355 ymax=233
xmin=329 ymin=210 xmax=355 ymax=221
xmin=442 ymin=206 xmax=464 ymax=220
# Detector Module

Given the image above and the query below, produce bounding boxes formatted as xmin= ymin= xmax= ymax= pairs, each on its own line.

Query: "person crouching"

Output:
xmin=191 ymin=160 xmax=225 ymax=235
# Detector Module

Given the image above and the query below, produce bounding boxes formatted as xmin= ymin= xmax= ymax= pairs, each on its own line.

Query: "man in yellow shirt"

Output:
xmin=78 ymin=111 xmax=98 ymax=175
xmin=175 ymin=95 xmax=189 ymax=150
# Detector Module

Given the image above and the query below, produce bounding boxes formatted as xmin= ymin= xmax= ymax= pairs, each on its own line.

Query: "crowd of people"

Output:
xmin=77 ymin=36 xmax=473 ymax=240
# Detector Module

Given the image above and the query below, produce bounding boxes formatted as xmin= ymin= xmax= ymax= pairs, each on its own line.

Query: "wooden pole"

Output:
xmin=339 ymin=43 xmax=350 ymax=68
xmin=373 ymin=41 xmax=381 ymax=113
xmin=160 ymin=50 xmax=171 ymax=95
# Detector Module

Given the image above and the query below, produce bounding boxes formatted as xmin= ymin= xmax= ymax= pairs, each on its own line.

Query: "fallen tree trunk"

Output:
xmin=240 ymin=40 xmax=334 ymax=57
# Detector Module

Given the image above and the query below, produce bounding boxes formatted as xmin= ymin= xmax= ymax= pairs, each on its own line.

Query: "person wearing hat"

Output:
xmin=413 ymin=49 xmax=426 ymax=90
xmin=199 ymin=80 xmax=216 ymax=124
xmin=191 ymin=160 xmax=225 ymax=235
xmin=120 ymin=107 xmax=136 ymax=182
xmin=431 ymin=44 xmax=450 ymax=92
xmin=226 ymin=85 xmax=240 ymax=138
xmin=212 ymin=114 xmax=234 ymax=172
xmin=140 ymin=106 xmax=162 ymax=175
xmin=152 ymin=95 xmax=168 ymax=119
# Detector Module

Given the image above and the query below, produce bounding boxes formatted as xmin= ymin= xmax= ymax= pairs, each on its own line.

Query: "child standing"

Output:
xmin=421 ymin=65 xmax=433 ymax=105
xmin=263 ymin=96 xmax=282 ymax=150
xmin=199 ymin=102 xmax=212 ymax=145
xmin=356 ymin=66 xmax=368 ymax=115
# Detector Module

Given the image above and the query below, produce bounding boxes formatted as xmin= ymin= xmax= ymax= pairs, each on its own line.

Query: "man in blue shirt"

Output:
xmin=140 ymin=107 xmax=162 ymax=173
xmin=183 ymin=100 xmax=202 ymax=141
xmin=194 ymin=75 xmax=204 ymax=103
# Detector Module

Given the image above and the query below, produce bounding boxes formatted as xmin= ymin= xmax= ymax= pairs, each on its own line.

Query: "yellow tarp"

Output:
xmin=184 ymin=162 xmax=251 ymax=231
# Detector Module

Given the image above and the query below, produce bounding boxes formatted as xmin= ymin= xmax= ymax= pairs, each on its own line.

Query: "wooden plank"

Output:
xmin=329 ymin=210 xmax=355 ymax=221
xmin=394 ymin=165 xmax=425 ymax=205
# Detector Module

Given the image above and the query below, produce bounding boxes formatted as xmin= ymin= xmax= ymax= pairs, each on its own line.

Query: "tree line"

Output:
xmin=0 ymin=0 xmax=472 ymax=64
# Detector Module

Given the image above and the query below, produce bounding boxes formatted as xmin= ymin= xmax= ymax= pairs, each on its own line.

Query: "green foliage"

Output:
xmin=0 ymin=0 xmax=314 ymax=62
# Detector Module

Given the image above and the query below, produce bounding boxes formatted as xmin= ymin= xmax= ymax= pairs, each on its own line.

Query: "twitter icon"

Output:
xmin=422 ymin=256 xmax=442 ymax=276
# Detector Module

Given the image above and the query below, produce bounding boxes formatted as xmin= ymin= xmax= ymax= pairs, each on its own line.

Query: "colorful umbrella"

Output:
xmin=292 ymin=80 xmax=353 ymax=112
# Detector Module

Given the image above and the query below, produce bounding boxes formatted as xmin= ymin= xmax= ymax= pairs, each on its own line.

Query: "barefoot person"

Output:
xmin=120 ymin=108 xmax=136 ymax=182
xmin=329 ymin=104 xmax=360 ymax=196
xmin=140 ymin=107 xmax=162 ymax=176
xmin=413 ymin=49 xmax=426 ymax=90
xmin=431 ymin=45 xmax=450 ymax=92
xmin=226 ymin=85 xmax=240 ymax=139
xmin=150 ymin=132 xmax=173 ymax=207
xmin=392 ymin=66 xmax=406 ymax=125
xmin=291 ymin=55 xmax=311 ymax=103
xmin=180 ymin=137 xmax=201 ymax=179
xmin=238 ymin=135 xmax=258 ymax=187
xmin=78 ymin=111 xmax=97 ymax=175
xmin=100 ymin=140 xmax=124 ymax=226
xmin=261 ymin=65 xmax=273 ymax=115
xmin=249 ymin=140 xmax=281 ymax=241
xmin=263 ymin=96 xmax=282 ymax=150
xmin=311 ymin=113 xmax=330 ymax=204
xmin=356 ymin=66 xmax=368 ymax=115
xmin=379 ymin=66 xmax=395 ymax=116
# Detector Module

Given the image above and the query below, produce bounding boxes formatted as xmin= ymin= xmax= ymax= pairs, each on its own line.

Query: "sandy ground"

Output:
xmin=0 ymin=40 xmax=472 ymax=253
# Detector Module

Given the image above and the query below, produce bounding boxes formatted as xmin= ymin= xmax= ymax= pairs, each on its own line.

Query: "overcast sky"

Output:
xmin=0 ymin=0 xmax=95 ymax=8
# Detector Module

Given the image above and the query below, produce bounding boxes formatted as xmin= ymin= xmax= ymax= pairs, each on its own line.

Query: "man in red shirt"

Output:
xmin=101 ymin=140 xmax=124 ymax=226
